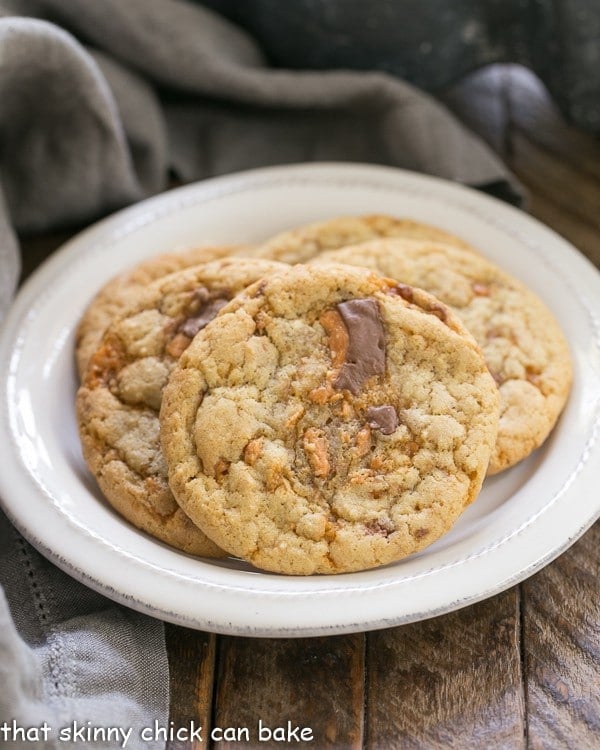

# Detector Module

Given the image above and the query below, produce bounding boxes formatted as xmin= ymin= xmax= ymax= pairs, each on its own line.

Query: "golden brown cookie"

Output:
xmin=77 ymin=257 xmax=287 ymax=555
xmin=253 ymin=214 xmax=476 ymax=265
xmin=160 ymin=263 xmax=499 ymax=574
xmin=76 ymin=244 xmax=249 ymax=379
xmin=314 ymin=240 xmax=573 ymax=473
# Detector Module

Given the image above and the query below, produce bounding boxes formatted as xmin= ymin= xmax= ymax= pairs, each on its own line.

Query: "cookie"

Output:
xmin=314 ymin=240 xmax=572 ymax=474
xmin=253 ymin=214 xmax=476 ymax=265
xmin=76 ymin=244 xmax=247 ymax=379
xmin=77 ymin=257 xmax=287 ymax=555
xmin=160 ymin=263 xmax=499 ymax=574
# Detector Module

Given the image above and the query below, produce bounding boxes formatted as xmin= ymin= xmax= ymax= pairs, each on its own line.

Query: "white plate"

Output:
xmin=1 ymin=163 xmax=599 ymax=637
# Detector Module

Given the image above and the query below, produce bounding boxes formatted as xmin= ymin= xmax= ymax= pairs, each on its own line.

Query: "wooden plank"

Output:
xmin=511 ymin=175 xmax=600 ymax=268
xmin=506 ymin=65 xmax=600 ymax=181
xmin=509 ymin=131 xmax=600 ymax=232
xmin=505 ymin=63 xmax=600 ymax=269
xmin=522 ymin=523 xmax=600 ymax=749
xmin=365 ymin=589 xmax=525 ymax=749
xmin=212 ymin=634 xmax=364 ymax=748
xmin=444 ymin=63 xmax=600 ymax=182
xmin=166 ymin=625 xmax=217 ymax=750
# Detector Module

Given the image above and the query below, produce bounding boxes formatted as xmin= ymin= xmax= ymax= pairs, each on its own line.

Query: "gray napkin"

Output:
xmin=0 ymin=0 xmax=523 ymax=309
xmin=0 ymin=0 xmax=522 ymax=742
xmin=0 ymin=512 xmax=168 ymax=749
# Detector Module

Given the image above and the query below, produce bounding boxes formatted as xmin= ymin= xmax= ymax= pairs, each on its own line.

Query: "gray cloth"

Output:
xmin=0 ymin=0 xmax=523 ymax=741
xmin=0 ymin=0 xmax=523 ymax=305
xmin=0 ymin=512 xmax=169 ymax=749
xmin=202 ymin=0 xmax=600 ymax=133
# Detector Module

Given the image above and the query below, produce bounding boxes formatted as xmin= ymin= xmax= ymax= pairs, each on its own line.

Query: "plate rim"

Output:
xmin=1 ymin=162 xmax=599 ymax=637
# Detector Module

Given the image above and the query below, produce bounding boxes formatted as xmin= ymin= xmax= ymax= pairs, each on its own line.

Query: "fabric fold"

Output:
xmin=0 ymin=511 xmax=169 ymax=749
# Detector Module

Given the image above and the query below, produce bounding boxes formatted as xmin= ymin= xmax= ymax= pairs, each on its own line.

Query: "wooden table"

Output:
xmin=20 ymin=65 xmax=599 ymax=749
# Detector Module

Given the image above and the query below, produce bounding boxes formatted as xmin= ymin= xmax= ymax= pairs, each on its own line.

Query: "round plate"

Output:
xmin=1 ymin=163 xmax=599 ymax=637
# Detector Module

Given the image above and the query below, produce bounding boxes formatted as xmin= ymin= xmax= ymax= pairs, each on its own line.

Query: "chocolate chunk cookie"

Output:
xmin=76 ymin=244 xmax=249 ymax=379
xmin=160 ymin=263 xmax=499 ymax=574
xmin=77 ymin=257 xmax=287 ymax=555
xmin=253 ymin=214 xmax=476 ymax=265
xmin=314 ymin=240 xmax=573 ymax=473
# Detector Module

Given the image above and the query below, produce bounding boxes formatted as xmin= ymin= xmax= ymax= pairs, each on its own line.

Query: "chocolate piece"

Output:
xmin=365 ymin=518 xmax=394 ymax=537
xmin=391 ymin=283 xmax=414 ymax=302
xmin=333 ymin=299 xmax=386 ymax=395
xmin=178 ymin=298 xmax=229 ymax=338
xmin=366 ymin=405 xmax=398 ymax=435
xmin=191 ymin=286 xmax=211 ymax=305
xmin=428 ymin=302 xmax=447 ymax=322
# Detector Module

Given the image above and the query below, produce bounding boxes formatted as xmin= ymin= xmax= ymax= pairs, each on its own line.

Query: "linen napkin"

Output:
xmin=0 ymin=513 xmax=168 ymax=749
xmin=0 ymin=0 xmax=523 ymax=745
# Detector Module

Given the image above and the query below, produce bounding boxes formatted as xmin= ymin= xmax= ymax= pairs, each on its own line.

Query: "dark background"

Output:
xmin=199 ymin=0 xmax=600 ymax=132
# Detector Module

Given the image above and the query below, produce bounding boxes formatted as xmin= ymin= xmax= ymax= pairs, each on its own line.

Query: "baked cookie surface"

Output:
xmin=253 ymin=214 xmax=476 ymax=265
xmin=77 ymin=257 xmax=287 ymax=556
xmin=160 ymin=264 xmax=499 ymax=574
xmin=76 ymin=244 xmax=247 ymax=379
xmin=315 ymin=240 xmax=573 ymax=473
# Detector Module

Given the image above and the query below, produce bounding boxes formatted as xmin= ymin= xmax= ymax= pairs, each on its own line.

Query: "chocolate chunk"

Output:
xmin=428 ymin=302 xmax=447 ymax=322
xmin=191 ymin=286 xmax=211 ymax=306
xmin=178 ymin=298 xmax=229 ymax=337
xmin=333 ymin=299 xmax=386 ymax=395
xmin=391 ymin=283 xmax=414 ymax=302
xmin=366 ymin=405 xmax=398 ymax=435
xmin=365 ymin=518 xmax=394 ymax=537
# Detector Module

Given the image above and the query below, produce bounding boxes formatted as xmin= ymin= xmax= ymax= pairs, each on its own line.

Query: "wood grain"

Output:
xmin=511 ymin=180 xmax=600 ymax=268
xmin=522 ymin=523 xmax=600 ymax=750
xmin=507 ymin=77 xmax=600 ymax=268
xmin=510 ymin=132 xmax=600 ymax=231
xmin=506 ymin=66 xmax=600 ymax=182
xmin=166 ymin=625 xmax=217 ymax=750
xmin=212 ymin=634 xmax=365 ymax=749
xmin=365 ymin=589 xmax=525 ymax=749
